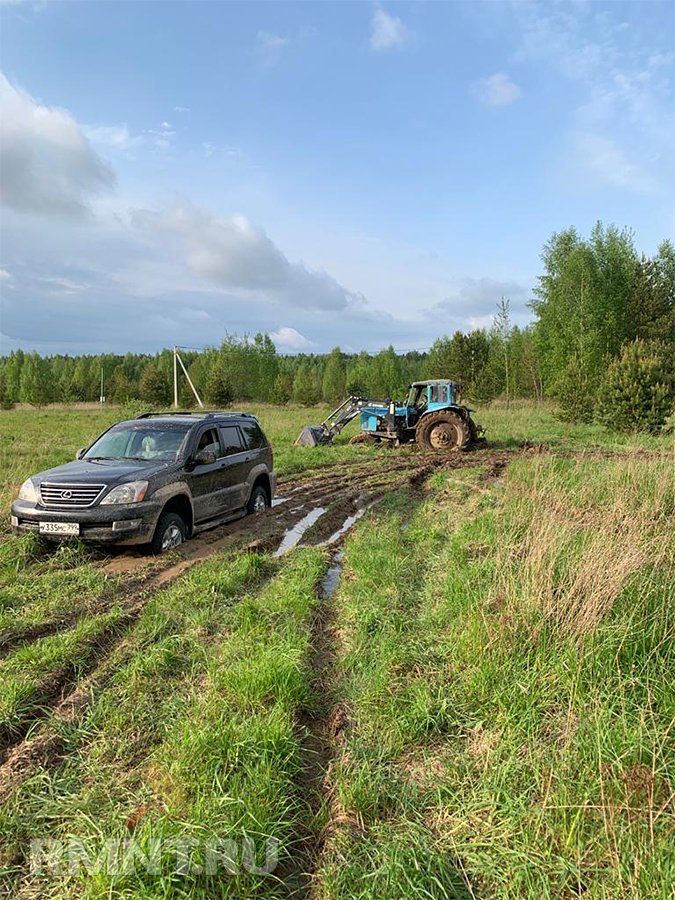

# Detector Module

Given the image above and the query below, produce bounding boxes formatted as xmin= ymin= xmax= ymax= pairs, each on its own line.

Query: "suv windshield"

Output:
xmin=85 ymin=424 xmax=190 ymax=462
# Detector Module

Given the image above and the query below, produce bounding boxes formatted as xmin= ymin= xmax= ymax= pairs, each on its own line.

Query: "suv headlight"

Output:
xmin=18 ymin=479 xmax=38 ymax=503
xmin=100 ymin=481 xmax=149 ymax=505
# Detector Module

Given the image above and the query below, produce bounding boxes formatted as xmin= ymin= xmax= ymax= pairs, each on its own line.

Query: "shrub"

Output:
xmin=595 ymin=339 xmax=674 ymax=434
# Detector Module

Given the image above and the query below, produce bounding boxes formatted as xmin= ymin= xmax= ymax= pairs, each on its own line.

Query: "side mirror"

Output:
xmin=193 ymin=449 xmax=217 ymax=467
xmin=76 ymin=448 xmax=86 ymax=460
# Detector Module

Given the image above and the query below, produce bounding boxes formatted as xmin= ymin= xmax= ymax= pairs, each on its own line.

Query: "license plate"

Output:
xmin=39 ymin=521 xmax=80 ymax=536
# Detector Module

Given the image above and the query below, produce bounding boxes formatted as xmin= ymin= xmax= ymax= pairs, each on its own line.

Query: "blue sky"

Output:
xmin=0 ymin=0 xmax=673 ymax=354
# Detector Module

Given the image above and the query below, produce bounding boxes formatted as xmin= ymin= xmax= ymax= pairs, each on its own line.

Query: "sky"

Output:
xmin=0 ymin=0 xmax=673 ymax=356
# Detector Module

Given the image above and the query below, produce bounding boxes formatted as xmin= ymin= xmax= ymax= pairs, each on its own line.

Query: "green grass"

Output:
xmin=0 ymin=547 xmax=326 ymax=898
xmin=0 ymin=401 xmax=673 ymax=898
xmin=317 ymin=457 xmax=675 ymax=899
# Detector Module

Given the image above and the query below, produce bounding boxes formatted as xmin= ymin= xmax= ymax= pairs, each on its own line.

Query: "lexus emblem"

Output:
xmin=61 ymin=490 xmax=73 ymax=499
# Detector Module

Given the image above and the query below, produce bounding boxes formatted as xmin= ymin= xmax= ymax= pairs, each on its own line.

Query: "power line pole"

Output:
xmin=173 ymin=346 xmax=179 ymax=408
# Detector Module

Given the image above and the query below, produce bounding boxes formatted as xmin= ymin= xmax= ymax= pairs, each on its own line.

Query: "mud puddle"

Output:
xmin=323 ymin=505 xmax=373 ymax=546
xmin=274 ymin=507 xmax=326 ymax=557
xmin=320 ymin=550 xmax=344 ymax=598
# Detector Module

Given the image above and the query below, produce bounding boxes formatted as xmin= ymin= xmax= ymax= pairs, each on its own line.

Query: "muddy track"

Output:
xmin=2 ymin=451 xmax=511 ymax=654
xmin=0 ymin=448 xmax=516 ymax=807
xmin=0 ymin=561 xmax=285 ymax=807
xmin=284 ymin=551 xmax=353 ymax=897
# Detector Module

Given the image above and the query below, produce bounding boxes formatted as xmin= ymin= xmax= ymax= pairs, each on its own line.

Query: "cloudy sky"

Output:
xmin=0 ymin=0 xmax=673 ymax=355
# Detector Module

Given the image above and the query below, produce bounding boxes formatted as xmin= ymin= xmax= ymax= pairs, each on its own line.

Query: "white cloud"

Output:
xmin=270 ymin=326 xmax=313 ymax=350
xmin=573 ymin=132 xmax=656 ymax=194
xmin=257 ymin=30 xmax=289 ymax=67
xmin=173 ymin=105 xmax=190 ymax=114
xmin=471 ymin=72 xmax=522 ymax=107
xmin=38 ymin=275 xmax=89 ymax=295
xmin=202 ymin=142 xmax=214 ymax=157
xmin=131 ymin=203 xmax=366 ymax=312
xmin=433 ymin=277 xmax=532 ymax=327
xmin=508 ymin=2 xmax=673 ymax=193
xmin=0 ymin=267 xmax=12 ymax=283
xmin=84 ymin=123 xmax=144 ymax=151
xmin=0 ymin=72 xmax=114 ymax=217
xmin=370 ymin=7 xmax=412 ymax=52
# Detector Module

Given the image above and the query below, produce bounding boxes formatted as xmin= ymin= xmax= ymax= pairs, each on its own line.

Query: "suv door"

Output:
xmin=239 ymin=419 xmax=271 ymax=470
xmin=184 ymin=426 xmax=228 ymax=523
xmin=218 ymin=424 xmax=253 ymax=511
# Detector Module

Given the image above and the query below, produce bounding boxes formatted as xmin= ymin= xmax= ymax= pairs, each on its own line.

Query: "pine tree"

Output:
xmin=596 ymin=340 xmax=674 ymax=434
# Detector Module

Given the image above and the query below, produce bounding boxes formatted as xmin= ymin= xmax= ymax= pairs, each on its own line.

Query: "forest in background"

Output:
xmin=1 ymin=223 xmax=673 ymax=434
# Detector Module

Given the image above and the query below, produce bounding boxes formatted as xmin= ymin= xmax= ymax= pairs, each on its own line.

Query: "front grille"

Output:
xmin=40 ymin=482 xmax=107 ymax=508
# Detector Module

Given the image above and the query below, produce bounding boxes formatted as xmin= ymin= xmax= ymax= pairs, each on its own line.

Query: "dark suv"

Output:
xmin=11 ymin=411 xmax=276 ymax=553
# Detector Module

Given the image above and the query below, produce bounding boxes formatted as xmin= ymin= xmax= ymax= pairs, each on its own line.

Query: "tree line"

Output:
xmin=1 ymin=223 xmax=673 ymax=433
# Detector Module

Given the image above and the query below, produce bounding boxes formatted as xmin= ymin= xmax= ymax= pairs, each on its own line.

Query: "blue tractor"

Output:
xmin=297 ymin=380 xmax=483 ymax=452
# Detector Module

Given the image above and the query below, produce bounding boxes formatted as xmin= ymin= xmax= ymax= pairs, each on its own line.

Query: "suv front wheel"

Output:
xmin=247 ymin=485 xmax=269 ymax=515
xmin=150 ymin=511 xmax=188 ymax=554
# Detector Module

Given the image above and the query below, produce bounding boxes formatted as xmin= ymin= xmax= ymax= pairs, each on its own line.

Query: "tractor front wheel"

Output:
xmin=415 ymin=411 xmax=471 ymax=452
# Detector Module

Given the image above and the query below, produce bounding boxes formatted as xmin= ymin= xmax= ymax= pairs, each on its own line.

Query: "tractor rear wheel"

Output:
xmin=415 ymin=411 xmax=471 ymax=452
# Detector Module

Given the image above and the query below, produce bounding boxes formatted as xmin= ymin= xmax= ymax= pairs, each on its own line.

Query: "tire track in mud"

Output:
xmin=0 ymin=449 xmax=516 ymax=807
xmin=0 ymin=459 xmax=422 ymax=656
xmin=282 ymin=448 xmax=520 ymax=896
xmin=0 ymin=560 xmax=285 ymax=806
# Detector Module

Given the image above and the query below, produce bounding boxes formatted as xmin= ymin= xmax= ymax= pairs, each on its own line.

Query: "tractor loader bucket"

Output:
xmin=296 ymin=426 xmax=331 ymax=447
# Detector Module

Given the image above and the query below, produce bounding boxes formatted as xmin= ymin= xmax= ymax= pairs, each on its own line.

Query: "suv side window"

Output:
xmin=196 ymin=427 xmax=222 ymax=459
xmin=240 ymin=420 xmax=266 ymax=449
xmin=219 ymin=425 xmax=244 ymax=456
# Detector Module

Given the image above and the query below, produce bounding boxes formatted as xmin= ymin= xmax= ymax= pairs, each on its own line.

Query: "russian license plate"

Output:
xmin=39 ymin=521 xmax=80 ymax=536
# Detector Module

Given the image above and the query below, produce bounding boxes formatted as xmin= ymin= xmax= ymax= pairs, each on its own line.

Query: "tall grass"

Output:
xmin=317 ymin=457 xmax=675 ymax=898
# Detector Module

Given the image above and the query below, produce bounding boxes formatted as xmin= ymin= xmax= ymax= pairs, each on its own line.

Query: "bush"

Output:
xmin=595 ymin=340 xmax=674 ymax=434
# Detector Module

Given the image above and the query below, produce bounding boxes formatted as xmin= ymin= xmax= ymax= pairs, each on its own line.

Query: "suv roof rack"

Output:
xmin=135 ymin=410 xmax=255 ymax=420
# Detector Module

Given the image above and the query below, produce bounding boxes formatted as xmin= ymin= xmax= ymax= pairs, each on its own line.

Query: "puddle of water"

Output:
xmin=274 ymin=507 xmax=326 ymax=557
xmin=323 ymin=505 xmax=371 ymax=546
xmin=321 ymin=550 xmax=344 ymax=598
xmin=272 ymin=497 xmax=288 ymax=507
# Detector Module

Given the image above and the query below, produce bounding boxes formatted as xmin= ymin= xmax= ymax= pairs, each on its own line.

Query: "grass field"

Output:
xmin=0 ymin=402 xmax=673 ymax=898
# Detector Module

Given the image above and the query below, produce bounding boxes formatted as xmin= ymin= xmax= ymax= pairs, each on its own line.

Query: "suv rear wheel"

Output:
xmin=150 ymin=511 xmax=187 ymax=554
xmin=247 ymin=484 xmax=269 ymax=515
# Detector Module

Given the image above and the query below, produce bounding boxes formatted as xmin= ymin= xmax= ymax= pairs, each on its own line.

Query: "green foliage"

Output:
xmin=532 ymin=223 xmax=638 ymax=399
xmin=322 ymin=346 xmax=346 ymax=402
xmin=596 ymin=339 xmax=674 ymax=434
xmin=270 ymin=372 xmax=293 ymax=404
xmin=19 ymin=353 xmax=52 ymax=407
xmin=205 ymin=365 xmax=233 ymax=406
xmin=369 ymin=345 xmax=404 ymax=398
xmin=293 ymin=362 xmax=321 ymax=404
xmin=551 ymin=352 xmax=597 ymax=423
xmin=107 ymin=365 xmax=134 ymax=404
xmin=625 ymin=243 xmax=675 ymax=342
xmin=138 ymin=363 xmax=169 ymax=406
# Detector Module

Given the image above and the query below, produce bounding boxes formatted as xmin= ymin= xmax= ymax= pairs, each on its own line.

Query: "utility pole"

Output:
xmin=173 ymin=346 xmax=179 ymax=408
xmin=100 ymin=367 xmax=105 ymax=407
